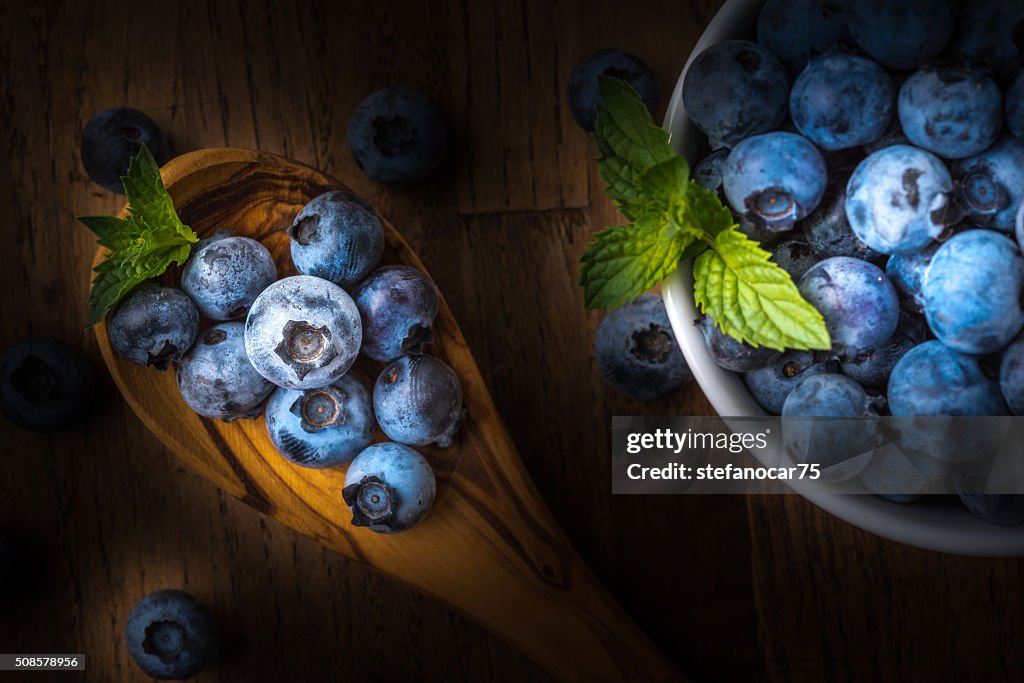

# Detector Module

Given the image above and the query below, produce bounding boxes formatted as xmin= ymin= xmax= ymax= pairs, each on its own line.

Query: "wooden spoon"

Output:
xmin=93 ymin=148 xmax=684 ymax=682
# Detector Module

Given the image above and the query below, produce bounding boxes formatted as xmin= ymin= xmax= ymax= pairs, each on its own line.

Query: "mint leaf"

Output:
xmin=81 ymin=144 xmax=198 ymax=327
xmin=693 ymin=226 xmax=830 ymax=351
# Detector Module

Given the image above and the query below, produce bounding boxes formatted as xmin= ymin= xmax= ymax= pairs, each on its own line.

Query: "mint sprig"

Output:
xmin=80 ymin=144 xmax=197 ymax=327
xmin=579 ymin=76 xmax=830 ymax=352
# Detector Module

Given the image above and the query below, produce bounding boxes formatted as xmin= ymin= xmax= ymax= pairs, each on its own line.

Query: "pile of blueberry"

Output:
xmin=683 ymin=0 xmax=1024 ymax=524
xmin=108 ymin=188 xmax=461 ymax=535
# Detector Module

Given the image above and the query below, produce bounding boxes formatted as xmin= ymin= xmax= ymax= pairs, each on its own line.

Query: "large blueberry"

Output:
xmin=921 ymin=230 xmax=1024 ymax=355
xmin=265 ymin=374 xmax=374 ymax=468
xmin=244 ymin=276 xmax=361 ymax=390
xmin=950 ymin=0 xmax=1024 ymax=84
xmin=342 ymin=442 xmax=436 ymax=534
xmin=953 ymin=134 xmax=1024 ymax=232
xmin=802 ymin=152 xmax=879 ymax=261
xmin=346 ymin=87 xmax=446 ymax=184
xmin=374 ymin=354 xmax=463 ymax=448
xmin=177 ymin=323 xmax=273 ymax=421
xmin=125 ymin=589 xmax=217 ymax=680
xmin=1000 ymin=333 xmax=1024 ymax=415
xmin=723 ymin=132 xmax=827 ymax=232
xmin=790 ymin=52 xmax=894 ymax=151
xmin=182 ymin=236 xmax=276 ymax=320
xmin=1008 ymin=71 xmax=1024 ymax=139
xmin=682 ymin=40 xmax=789 ymax=147
xmin=845 ymin=145 xmax=953 ymax=254
xmin=841 ymin=313 xmax=929 ymax=389
xmin=0 ymin=338 xmax=94 ymax=432
xmin=108 ymin=285 xmax=199 ymax=370
xmin=898 ymin=65 xmax=1002 ymax=160
xmin=81 ymin=108 xmax=169 ymax=193
xmin=798 ymin=257 xmax=900 ymax=361
xmin=885 ymin=242 xmax=940 ymax=314
xmin=697 ymin=315 xmax=781 ymax=373
xmin=847 ymin=0 xmax=954 ymax=70
xmin=353 ymin=265 xmax=439 ymax=362
xmin=567 ymin=49 xmax=658 ymax=132
xmin=594 ymin=294 xmax=691 ymax=401
xmin=756 ymin=0 xmax=849 ymax=74
xmin=744 ymin=350 xmax=839 ymax=415
xmin=888 ymin=340 xmax=1007 ymax=416
xmin=288 ymin=191 xmax=385 ymax=289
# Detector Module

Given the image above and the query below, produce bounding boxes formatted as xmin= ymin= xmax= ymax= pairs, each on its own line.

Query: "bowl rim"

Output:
xmin=661 ymin=0 xmax=1024 ymax=557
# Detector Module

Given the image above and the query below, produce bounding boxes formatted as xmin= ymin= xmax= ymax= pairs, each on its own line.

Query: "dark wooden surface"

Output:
xmin=0 ymin=1 xmax=1020 ymax=681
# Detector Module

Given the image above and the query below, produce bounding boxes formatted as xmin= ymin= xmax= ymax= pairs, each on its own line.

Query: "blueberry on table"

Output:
xmin=108 ymin=285 xmax=199 ymax=370
xmin=373 ymin=354 xmax=463 ymax=448
xmin=81 ymin=107 xmax=169 ymax=193
xmin=265 ymin=374 xmax=374 ymax=468
xmin=346 ymin=87 xmax=446 ymax=184
xmin=950 ymin=0 xmax=1024 ymax=85
xmin=922 ymin=230 xmax=1024 ymax=355
xmin=885 ymin=242 xmax=940 ymax=314
xmin=177 ymin=323 xmax=273 ymax=421
xmin=1002 ymin=334 xmax=1024 ymax=415
xmin=770 ymin=240 xmax=820 ymax=281
xmin=845 ymin=145 xmax=953 ymax=254
xmin=182 ymin=236 xmax=277 ymax=320
xmin=697 ymin=315 xmax=781 ymax=373
xmin=354 ymin=265 xmax=439 ymax=362
xmin=841 ymin=313 xmax=929 ymax=390
xmin=957 ymin=494 xmax=1024 ymax=525
xmin=790 ymin=51 xmax=894 ymax=151
xmin=846 ymin=0 xmax=954 ymax=70
xmin=682 ymin=40 xmax=789 ymax=148
xmin=898 ymin=65 xmax=1003 ymax=160
xmin=125 ymin=589 xmax=217 ymax=680
xmin=288 ymin=191 xmax=384 ymax=289
xmin=799 ymin=257 xmax=900 ymax=361
xmin=244 ymin=276 xmax=362 ymax=391
xmin=744 ymin=350 xmax=839 ymax=415
xmin=1007 ymin=71 xmax=1024 ymax=139
xmin=342 ymin=442 xmax=436 ymax=534
xmin=888 ymin=340 xmax=1008 ymax=416
xmin=0 ymin=338 xmax=93 ymax=432
xmin=567 ymin=49 xmax=658 ymax=132
xmin=756 ymin=0 xmax=849 ymax=74
xmin=953 ymin=134 xmax=1024 ymax=232
xmin=594 ymin=294 xmax=691 ymax=401
xmin=723 ymin=132 xmax=827 ymax=232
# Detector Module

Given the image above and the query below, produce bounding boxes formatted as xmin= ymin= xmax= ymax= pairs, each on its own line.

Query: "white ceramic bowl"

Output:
xmin=661 ymin=0 xmax=1024 ymax=556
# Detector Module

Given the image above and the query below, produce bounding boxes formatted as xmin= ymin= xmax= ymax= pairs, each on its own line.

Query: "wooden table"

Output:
xmin=1 ymin=1 xmax=1021 ymax=680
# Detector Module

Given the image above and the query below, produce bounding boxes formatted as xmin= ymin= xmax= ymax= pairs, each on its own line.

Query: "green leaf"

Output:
xmin=693 ymin=226 xmax=831 ymax=351
xmin=86 ymin=264 xmax=147 ymax=328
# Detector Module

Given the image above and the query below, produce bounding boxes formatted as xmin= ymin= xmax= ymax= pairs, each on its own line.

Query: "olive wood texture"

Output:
xmin=91 ymin=147 xmax=683 ymax=683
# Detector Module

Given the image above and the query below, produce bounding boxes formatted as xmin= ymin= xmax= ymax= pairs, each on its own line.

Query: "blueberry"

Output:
xmin=744 ymin=350 xmax=839 ymax=415
xmin=841 ymin=312 xmax=929 ymax=389
xmin=125 ymin=589 xmax=217 ymax=680
xmin=771 ymin=240 xmax=820 ymax=281
xmin=798 ymin=257 xmax=900 ymax=361
xmin=888 ymin=340 xmax=1007 ymax=415
xmin=594 ymin=294 xmax=691 ymax=401
xmin=802 ymin=152 xmax=880 ymax=261
xmin=108 ymin=285 xmax=199 ymax=370
xmin=885 ymin=242 xmax=940 ymax=314
xmin=693 ymin=149 xmax=730 ymax=196
xmin=244 ymin=276 xmax=361 ymax=390
xmin=845 ymin=145 xmax=953 ymax=254
xmin=374 ymin=354 xmax=463 ymax=448
xmin=1008 ymin=71 xmax=1024 ymax=139
xmin=847 ymin=0 xmax=954 ymax=70
xmin=790 ymin=52 xmax=894 ymax=151
xmin=353 ymin=265 xmax=439 ymax=362
xmin=288 ymin=191 xmax=385 ymax=289
xmin=722 ymin=132 xmax=827 ymax=232
xmin=697 ymin=315 xmax=781 ymax=373
xmin=682 ymin=40 xmax=789 ymax=148
xmin=756 ymin=0 xmax=849 ymax=74
xmin=342 ymin=442 xmax=436 ymax=533
xmin=346 ymin=87 xmax=446 ymax=184
xmin=953 ymin=134 xmax=1024 ymax=232
xmin=0 ymin=338 xmax=93 ymax=432
xmin=182 ymin=236 xmax=276 ymax=320
xmin=859 ymin=443 xmax=946 ymax=497
xmin=177 ymin=323 xmax=273 ymax=421
xmin=782 ymin=373 xmax=882 ymax=417
xmin=922 ymin=230 xmax=1024 ymax=355
xmin=898 ymin=65 xmax=1003 ymax=160
xmin=737 ymin=215 xmax=788 ymax=248
xmin=81 ymin=108 xmax=169 ymax=193
xmin=957 ymin=494 xmax=1024 ymax=525
xmin=567 ymin=49 xmax=659 ymax=132
xmin=1000 ymin=333 xmax=1024 ymax=415
xmin=265 ymin=374 xmax=374 ymax=468
xmin=950 ymin=0 xmax=1024 ymax=85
